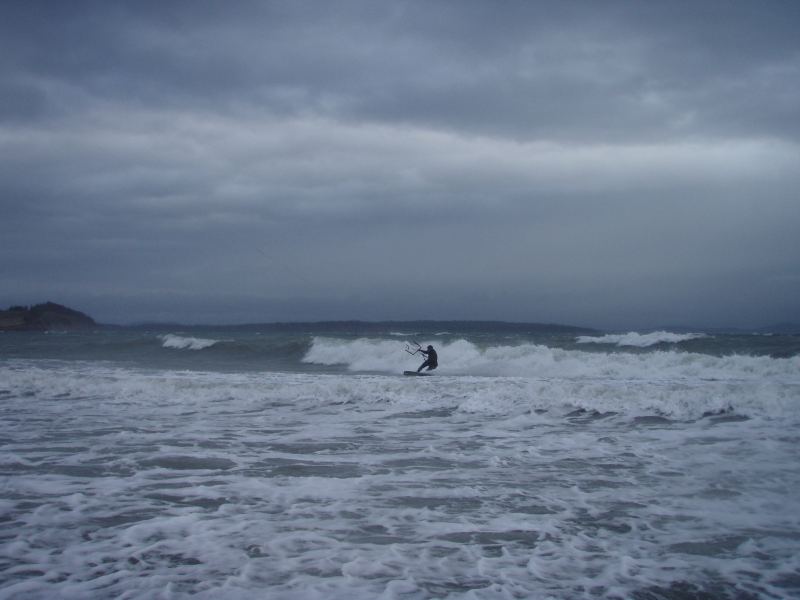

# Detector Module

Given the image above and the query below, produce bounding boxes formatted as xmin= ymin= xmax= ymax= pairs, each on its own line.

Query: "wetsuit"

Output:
xmin=417 ymin=347 xmax=438 ymax=372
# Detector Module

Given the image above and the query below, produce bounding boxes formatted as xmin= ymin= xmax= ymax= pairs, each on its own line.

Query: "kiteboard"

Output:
xmin=403 ymin=371 xmax=431 ymax=376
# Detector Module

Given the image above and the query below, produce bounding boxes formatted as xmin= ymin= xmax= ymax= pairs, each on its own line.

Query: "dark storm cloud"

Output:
xmin=1 ymin=1 xmax=799 ymax=327
xmin=4 ymin=1 xmax=799 ymax=140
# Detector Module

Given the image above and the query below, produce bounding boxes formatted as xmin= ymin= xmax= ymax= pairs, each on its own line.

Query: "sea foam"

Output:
xmin=3 ymin=353 xmax=797 ymax=421
xmin=2 ymin=357 xmax=799 ymax=598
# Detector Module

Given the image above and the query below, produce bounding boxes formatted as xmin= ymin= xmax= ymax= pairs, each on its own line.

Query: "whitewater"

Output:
xmin=1 ymin=327 xmax=799 ymax=599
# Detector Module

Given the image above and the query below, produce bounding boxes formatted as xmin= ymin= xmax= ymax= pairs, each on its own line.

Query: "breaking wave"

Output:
xmin=4 ymin=350 xmax=799 ymax=422
xmin=576 ymin=331 xmax=707 ymax=347
xmin=159 ymin=334 xmax=224 ymax=350
xmin=303 ymin=336 xmax=799 ymax=381
xmin=294 ymin=336 xmax=800 ymax=419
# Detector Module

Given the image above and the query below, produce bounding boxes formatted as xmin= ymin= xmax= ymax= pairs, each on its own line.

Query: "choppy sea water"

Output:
xmin=1 ymin=327 xmax=799 ymax=599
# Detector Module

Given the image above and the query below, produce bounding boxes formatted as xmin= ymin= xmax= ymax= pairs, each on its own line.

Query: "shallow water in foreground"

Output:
xmin=1 ymin=353 xmax=799 ymax=599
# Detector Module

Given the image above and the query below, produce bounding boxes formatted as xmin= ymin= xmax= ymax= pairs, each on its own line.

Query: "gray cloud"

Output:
xmin=1 ymin=1 xmax=799 ymax=328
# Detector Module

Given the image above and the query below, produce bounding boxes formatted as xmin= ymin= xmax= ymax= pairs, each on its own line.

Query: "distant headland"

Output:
xmin=0 ymin=302 xmax=96 ymax=331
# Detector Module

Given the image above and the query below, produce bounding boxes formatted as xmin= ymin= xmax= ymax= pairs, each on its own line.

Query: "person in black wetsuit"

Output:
xmin=417 ymin=345 xmax=438 ymax=372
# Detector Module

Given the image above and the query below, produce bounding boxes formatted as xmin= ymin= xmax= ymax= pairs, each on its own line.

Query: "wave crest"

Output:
xmin=160 ymin=334 xmax=222 ymax=351
xmin=303 ymin=336 xmax=798 ymax=381
xmin=577 ymin=331 xmax=706 ymax=347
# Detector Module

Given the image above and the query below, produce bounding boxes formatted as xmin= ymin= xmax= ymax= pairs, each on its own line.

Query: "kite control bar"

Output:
xmin=404 ymin=340 xmax=422 ymax=355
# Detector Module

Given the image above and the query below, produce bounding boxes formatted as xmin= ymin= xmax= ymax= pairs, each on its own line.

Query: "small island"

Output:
xmin=0 ymin=302 xmax=96 ymax=331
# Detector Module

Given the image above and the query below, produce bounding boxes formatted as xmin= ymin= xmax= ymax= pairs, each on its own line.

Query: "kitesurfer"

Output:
xmin=417 ymin=345 xmax=438 ymax=372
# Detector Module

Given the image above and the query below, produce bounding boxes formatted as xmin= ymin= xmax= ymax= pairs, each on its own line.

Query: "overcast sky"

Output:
xmin=1 ymin=1 xmax=799 ymax=328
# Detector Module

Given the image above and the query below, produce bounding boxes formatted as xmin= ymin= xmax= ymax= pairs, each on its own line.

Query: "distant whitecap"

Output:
xmin=576 ymin=331 xmax=707 ymax=347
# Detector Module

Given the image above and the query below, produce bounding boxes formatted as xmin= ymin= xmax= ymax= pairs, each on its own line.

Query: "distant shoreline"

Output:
xmin=119 ymin=320 xmax=601 ymax=335
xmin=3 ymin=302 xmax=798 ymax=335
xmin=0 ymin=302 xmax=598 ymax=334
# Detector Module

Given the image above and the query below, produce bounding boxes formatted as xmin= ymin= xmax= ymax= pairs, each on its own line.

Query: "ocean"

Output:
xmin=1 ymin=325 xmax=799 ymax=599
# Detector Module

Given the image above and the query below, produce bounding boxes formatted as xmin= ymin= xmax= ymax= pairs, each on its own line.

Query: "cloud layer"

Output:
xmin=2 ymin=1 xmax=799 ymax=327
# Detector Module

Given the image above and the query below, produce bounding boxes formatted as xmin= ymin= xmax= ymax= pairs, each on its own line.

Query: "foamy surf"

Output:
xmin=3 ymin=358 xmax=797 ymax=421
xmin=2 ymin=327 xmax=799 ymax=599
xmin=303 ymin=336 xmax=800 ymax=382
xmin=1 ymin=359 xmax=799 ymax=599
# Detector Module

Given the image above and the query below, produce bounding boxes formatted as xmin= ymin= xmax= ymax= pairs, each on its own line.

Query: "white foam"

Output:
xmin=303 ymin=336 xmax=798 ymax=383
xmin=1 ymin=359 xmax=799 ymax=598
xmin=160 ymin=334 xmax=222 ymax=350
xmin=303 ymin=336 xmax=416 ymax=372
xmin=297 ymin=337 xmax=800 ymax=420
xmin=4 ymin=344 xmax=799 ymax=422
xmin=577 ymin=331 xmax=707 ymax=347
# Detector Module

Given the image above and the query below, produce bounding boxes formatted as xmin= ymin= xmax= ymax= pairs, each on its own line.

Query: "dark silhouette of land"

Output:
xmin=0 ymin=302 xmax=96 ymax=331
